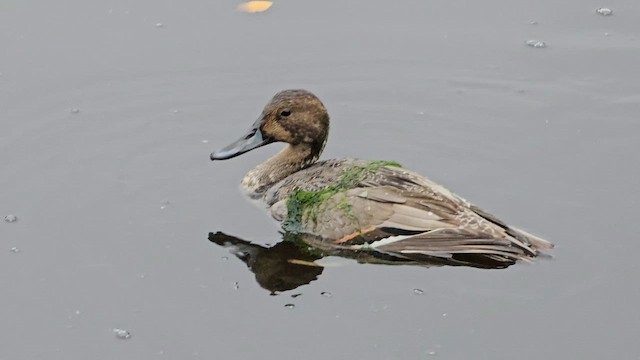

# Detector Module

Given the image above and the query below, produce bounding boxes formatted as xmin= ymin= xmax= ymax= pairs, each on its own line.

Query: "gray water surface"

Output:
xmin=2 ymin=0 xmax=639 ymax=359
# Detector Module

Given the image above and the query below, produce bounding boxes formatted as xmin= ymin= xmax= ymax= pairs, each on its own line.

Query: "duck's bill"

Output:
xmin=210 ymin=124 xmax=273 ymax=160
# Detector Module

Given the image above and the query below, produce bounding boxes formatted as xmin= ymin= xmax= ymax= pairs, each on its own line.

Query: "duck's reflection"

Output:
xmin=209 ymin=232 xmax=324 ymax=294
xmin=208 ymin=231 xmax=516 ymax=294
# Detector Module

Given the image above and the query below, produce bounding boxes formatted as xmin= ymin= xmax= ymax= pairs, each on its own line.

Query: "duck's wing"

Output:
xmin=306 ymin=166 xmax=552 ymax=263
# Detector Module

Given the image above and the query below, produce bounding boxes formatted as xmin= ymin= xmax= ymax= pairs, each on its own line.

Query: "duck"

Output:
xmin=210 ymin=89 xmax=553 ymax=265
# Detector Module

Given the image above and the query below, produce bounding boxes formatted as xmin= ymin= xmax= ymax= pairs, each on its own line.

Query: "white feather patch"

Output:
xmin=367 ymin=234 xmax=413 ymax=248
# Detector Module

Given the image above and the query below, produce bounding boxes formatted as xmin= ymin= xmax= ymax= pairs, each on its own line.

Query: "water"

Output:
xmin=1 ymin=0 xmax=639 ymax=359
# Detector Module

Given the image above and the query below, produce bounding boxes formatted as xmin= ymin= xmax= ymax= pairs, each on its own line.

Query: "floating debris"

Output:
xmin=233 ymin=281 xmax=239 ymax=290
xmin=237 ymin=1 xmax=273 ymax=13
xmin=291 ymin=293 xmax=302 ymax=298
xmin=4 ymin=214 xmax=18 ymax=223
xmin=320 ymin=291 xmax=332 ymax=298
xmin=10 ymin=247 xmax=20 ymax=253
xmin=70 ymin=108 xmax=80 ymax=114
xmin=413 ymin=288 xmax=424 ymax=295
xmin=284 ymin=303 xmax=295 ymax=309
xmin=221 ymin=256 xmax=229 ymax=261
xmin=112 ymin=328 xmax=131 ymax=339
xmin=595 ymin=8 xmax=613 ymax=16
xmin=525 ymin=39 xmax=547 ymax=48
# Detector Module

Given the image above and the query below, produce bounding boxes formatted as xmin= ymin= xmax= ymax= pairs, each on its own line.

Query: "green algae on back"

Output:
xmin=283 ymin=160 xmax=401 ymax=232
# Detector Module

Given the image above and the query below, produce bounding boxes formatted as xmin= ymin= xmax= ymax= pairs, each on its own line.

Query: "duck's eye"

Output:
xmin=280 ymin=109 xmax=291 ymax=117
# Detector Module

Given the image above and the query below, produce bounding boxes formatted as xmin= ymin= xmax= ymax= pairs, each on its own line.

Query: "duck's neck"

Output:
xmin=241 ymin=144 xmax=321 ymax=194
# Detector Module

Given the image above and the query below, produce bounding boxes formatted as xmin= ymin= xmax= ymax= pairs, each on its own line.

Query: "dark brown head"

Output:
xmin=210 ymin=89 xmax=330 ymax=161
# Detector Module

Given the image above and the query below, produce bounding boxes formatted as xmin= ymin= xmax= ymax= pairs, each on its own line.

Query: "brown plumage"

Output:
xmin=211 ymin=89 xmax=553 ymax=266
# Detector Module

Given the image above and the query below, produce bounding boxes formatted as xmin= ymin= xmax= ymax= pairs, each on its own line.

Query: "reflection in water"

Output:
xmin=209 ymin=232 xmax=323 ymax=294
xmin=209 ymin=231 xmax=517 ymax=294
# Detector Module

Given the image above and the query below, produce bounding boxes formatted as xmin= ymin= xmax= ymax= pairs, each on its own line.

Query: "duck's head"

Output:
xmin=210 ymin=89 xmax=330 ymax=161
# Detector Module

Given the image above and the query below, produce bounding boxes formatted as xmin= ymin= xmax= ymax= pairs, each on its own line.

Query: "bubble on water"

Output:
xmin=525 ymin=40 xmax=546 ymax=48
xmin=10 ymin=247 xmax=20 ymax=253
xmin=321 ymin=291 xmax=333 ymax=298
xmin=75 ymin=310 xmax=81 ymax=315
xmin=284 ymin=303 xmax=295 ymax=309
xmin=160 ymin=199 xmax=170 ymax=210
xmin=4 ymin=214 xmax=18 ymax=223
xmin=427 ymin=351 xmax=437 ymax=356
xmin=529 ymin=20 xmax=539 ymax=25
xmin=113 ymin=328 xmax=131 ymax=339
xmin=233 ymin=281 xmax=239 ymax=290
xmin=201 ymin=140 xmax=209 ymax=144
xmin=595 ymin=8 xmax=613 ymax=16
xmin=413 ymin=288 xmax=424 ymax=295
xmin=156 ymin=23 xmax=165 ymax=28
xmin=604 ymin=32 xmax=611 ymax=36
xmin=416 ymin=111 xmax=425 ymax=115
xmin=221 ymin=256 xmax=229 ymax=261
xmin=172 ymin=109 xmax=179 ymax=113
xmin=70 ymin=108 xmax=80 ymax=114
xmin=442 ymin=313 xmax=448 ymax=317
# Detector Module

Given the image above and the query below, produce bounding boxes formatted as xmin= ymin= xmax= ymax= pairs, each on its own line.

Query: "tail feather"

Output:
xmin=508 ymin=226 xmax=554 ymax=251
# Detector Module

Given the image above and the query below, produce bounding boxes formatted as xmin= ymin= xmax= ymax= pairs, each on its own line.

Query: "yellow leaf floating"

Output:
xmin=237 ymin=1 xmax=273 ymax=13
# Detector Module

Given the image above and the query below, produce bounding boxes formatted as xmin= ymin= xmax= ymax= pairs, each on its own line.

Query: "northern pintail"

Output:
xmin=211 ymin=89 xmax=553 ymax=265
